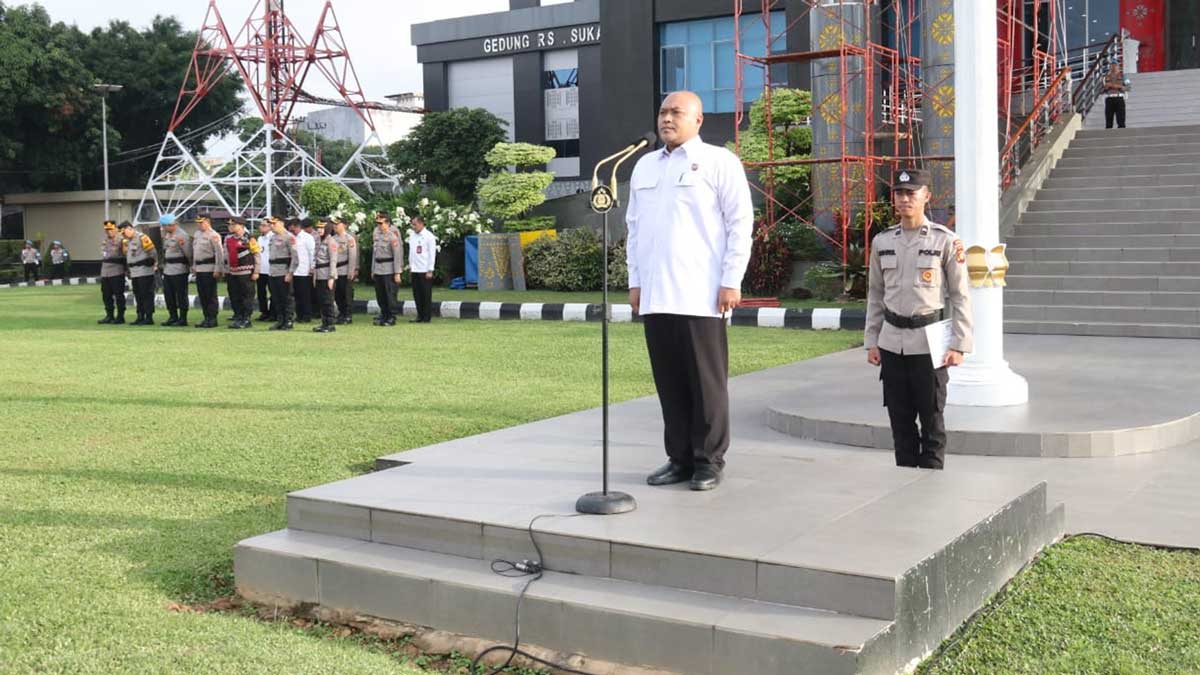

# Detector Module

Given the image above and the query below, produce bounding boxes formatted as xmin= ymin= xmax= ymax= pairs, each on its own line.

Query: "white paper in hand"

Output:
xmin=924 ymin=319 xmax=954 ymax=368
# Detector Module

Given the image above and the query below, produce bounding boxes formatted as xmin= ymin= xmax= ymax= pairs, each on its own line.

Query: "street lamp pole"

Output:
xmin=93 ymin=83 xmax=123 ymax=221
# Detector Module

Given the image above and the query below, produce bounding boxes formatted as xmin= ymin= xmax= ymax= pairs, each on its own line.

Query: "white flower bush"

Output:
xmin=394 ymin=201 xmax=490 ymax=250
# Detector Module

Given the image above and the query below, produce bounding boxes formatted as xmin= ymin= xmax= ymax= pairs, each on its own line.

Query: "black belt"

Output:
xmin=165 ymin=257 xmax=188 ymax=264
xmin=269 ymin=257 xmax=292 ymax=264
xmin=883 ymin=308 xmax=942 ymax=329
xmin=194 ymin=258 xmax=216 ymax=265
xmin=130 ymin=259 xmax=155 ymax=268
xmin=315 ymin=263 xmax=330 ymax=269
xmin=374 ymin=257 xmax=394 ymax=263
xmin=103 ymin=258 xmax=127 ymax=265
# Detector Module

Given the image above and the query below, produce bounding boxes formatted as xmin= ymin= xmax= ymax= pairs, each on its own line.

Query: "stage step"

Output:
xmin=235 ymin=452 xmax=1063 ymax=675
xmin=1004 ymin=320 xmax=1200 ymax=340
xmin=1005 ymin=289 xmax=1200 ymax=308
xmin=1006 ymin=247 xmax=1200 ymax=263
xmin=1006 ymin=275 xmax=1200 ymax=292
xmin=237 ymin=530 xmax=895 ymax=675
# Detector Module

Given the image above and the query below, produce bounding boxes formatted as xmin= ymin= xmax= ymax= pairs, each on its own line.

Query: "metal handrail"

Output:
xmin=1072 ymin=32 xmax=1124 ymax=119
xmin=1000 ymin=67 xmax=1072 ymax=190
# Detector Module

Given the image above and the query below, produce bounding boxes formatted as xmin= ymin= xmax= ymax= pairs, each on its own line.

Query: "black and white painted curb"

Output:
xmin=131 ymin=293 xmax=864 ymax=331
xmin=0 ymin=276 xmax=100 ymax=289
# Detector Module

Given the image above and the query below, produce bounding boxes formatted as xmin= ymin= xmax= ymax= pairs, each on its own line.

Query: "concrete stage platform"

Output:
xmin=768 ymin=335 xmax=1200 ymax=457
xmin=235 ymin=335 xmax=1200 ymax=674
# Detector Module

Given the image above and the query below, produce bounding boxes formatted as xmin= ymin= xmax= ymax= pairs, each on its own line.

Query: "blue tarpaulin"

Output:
xmin=464 ymin=235 xmax=479 ymax=285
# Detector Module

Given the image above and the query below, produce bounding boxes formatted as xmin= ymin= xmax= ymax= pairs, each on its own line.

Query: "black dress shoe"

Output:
xmin=690 ymin=465 xmax=723 ymax=491
xmin=313 ymin=324 xmax=335 ymax=333
xmin=161 ymin=318 xmax=179 ymax=326
xmin=408 ymin=319 xmax=423 ymax=324
xmin=112 ymin=317 xmax=125 ymax=325
xmin=98 ymin=316 xmax=113 ymax=324
xmin=646 ymin=462 xmax=693 ymax=486
xmin=384 ymin=317 xmax=396 ymax=326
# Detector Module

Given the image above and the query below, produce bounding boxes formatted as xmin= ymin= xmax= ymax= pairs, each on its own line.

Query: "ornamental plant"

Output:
xmin=476 ymin=142 xmax=556 ymax=220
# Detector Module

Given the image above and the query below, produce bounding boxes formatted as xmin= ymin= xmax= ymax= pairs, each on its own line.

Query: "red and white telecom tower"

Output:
xmin=136 ymin=0 xmax=407 ymax=224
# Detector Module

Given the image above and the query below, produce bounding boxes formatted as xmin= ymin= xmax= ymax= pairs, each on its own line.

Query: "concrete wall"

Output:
xmin=303 ymin=107 xmax=422 ymax=147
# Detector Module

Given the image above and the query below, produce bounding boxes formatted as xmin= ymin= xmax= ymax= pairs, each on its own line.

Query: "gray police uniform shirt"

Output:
xmin=334 ymin=232 xmax=357 ymax=278
xmin=268 ymin=231 xmax=299 ymax=277
xmin=371 ymin=227 xmax=402 ymax=276
xmin=191 ymin=229 xmax=225 ymax=273
xmin=864 ymin=221 xmax=973 ymax=356
xmin=50 ymin=248 xmax=68 ymax=264
xmin=162 ymin=229 xmax=192 ymax=276
xmin=100 ymin=237 xmax=125 ymax=277
xmin=314 ymin=236 xmax=338 ymax=281
xmin=21 ymin=248 xmax=39 ymax=265
xmin=124 ymin=233 xmax=157 ymax=278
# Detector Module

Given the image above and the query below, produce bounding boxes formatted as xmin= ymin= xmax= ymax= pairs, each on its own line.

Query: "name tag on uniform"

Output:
xmin=417 ymin=246 xmax=423 ymax=254
xmin=918 ymin=249 xmax=942 ymax=257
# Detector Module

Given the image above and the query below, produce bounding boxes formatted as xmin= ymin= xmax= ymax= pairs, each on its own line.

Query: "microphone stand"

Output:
xmin=575 ymin=139 xmax=649 ymax=516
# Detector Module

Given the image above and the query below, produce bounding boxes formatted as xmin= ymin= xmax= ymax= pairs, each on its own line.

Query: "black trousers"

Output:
xmin=162 ymin=273 xmax=189 ymax=320
xmin=24 ymin=263 xmax=37 ymax=282
xmin=227 ymin=274 xmax=253 ymax=320
xmin=374 ymin=272 xmax=399 ymax=319
xmin=335 ymin=275 xmax=352 ymax=319
xmin=195 ymin=272 xmax=219 ymax=321
xmin=293 ymin=275 xmax=313 ymax=320
xmin=411 ymin=273 xmax=434 ymax=322
xmin=316 ymin=277 xmax=337 ymax=325
xmin=643 ymin=314 xmax=731 ymax=469
xmin=52 ymin=263 xmax=65 ymax=280
xmin=1105 ymin=96 xmax=1126 ymax=129
xmin=880 ymin=349 xmax=948 ymax=470
xmin=256 ymin=275 xmax=274 ymax=318
xmin=268 ymin=275 xmax=294 ymax=324
xmin=101 ymin=275 xmax=126 ymax=318
xmin=132 ymin=275 xmax=155 ymax=320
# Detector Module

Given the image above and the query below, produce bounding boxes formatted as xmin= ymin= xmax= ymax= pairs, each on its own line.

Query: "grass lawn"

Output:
xmin=918 ymin=535 xmax=1200 ymax=675
xmin=0 ymin=285 xmax=859 ymax=674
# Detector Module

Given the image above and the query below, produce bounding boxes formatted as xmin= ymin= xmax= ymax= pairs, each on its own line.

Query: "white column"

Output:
xmin=947 ymin=0 xmax=1028 ymax=407
xmin=264 ymin=124 xmax=275 ymax=218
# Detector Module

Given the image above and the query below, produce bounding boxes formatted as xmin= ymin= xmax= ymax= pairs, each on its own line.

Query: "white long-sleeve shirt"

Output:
xmin=293 ymin=229 xmax=315 ymax=276
xmin=257 ymin=232 xmax=273 ymax=274
xmin=625 ymin=136 xmax=754 ymax=318
xmin=408 ymin=229 xmax=437 ymax=273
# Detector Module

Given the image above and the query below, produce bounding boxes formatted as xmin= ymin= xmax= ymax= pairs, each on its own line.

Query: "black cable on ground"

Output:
xmin=469 ymin=513 xmax=602 ymax=675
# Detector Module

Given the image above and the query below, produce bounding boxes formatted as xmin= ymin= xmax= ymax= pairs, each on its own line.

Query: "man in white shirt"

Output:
xmin=407 ymin=216 xmax=438 ymax=323
xmin=290 ymin=218 xmax=317 ymax=323
xmin=625 ymin=90 xmax=754 ymax=491
xmin=255 ymin=221 xmax=274 ymax=322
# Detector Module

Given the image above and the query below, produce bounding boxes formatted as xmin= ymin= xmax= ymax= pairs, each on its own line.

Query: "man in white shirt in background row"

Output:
xmin=625 ymin=90 xmax=754 ymax=492
xmin=407 ymin=216 xmax=437 ymax=324
xmin=290 ymin=218 xmax=316 ymax=323
xmin=255 ymin=220 xmax=274 ymax=322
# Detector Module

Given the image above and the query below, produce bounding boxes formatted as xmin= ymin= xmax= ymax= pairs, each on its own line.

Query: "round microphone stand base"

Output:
xmin=575 ymin=491 xmax=637 ymax=515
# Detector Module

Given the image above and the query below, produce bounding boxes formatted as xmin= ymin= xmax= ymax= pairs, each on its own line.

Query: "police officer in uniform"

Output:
xmin=865 ymin=169 xmax=973 ymax=470
xmin=266 ymin=216 xmax=299 ymax=330
xmin=312 ymin=221 xmax=340 ymax=333
xmin=48 ymin=241 xmax=70 ymax=279
xmin=20 ymin=240 xmax=40 ymax=282
xmin=122 ymin=221 xmax=158 ymax=326
xmin=191 ymin=215 xmax=225 ymax=328
xmin=255 ymin=220 xmax=275 ymax=322
xmin=223 ymin=218 xmax=260 ymax=329
xmin=98 ymin=220 xmax=127 ymax=324
xmin=159 ymin=214 xmax=192 ymax=327
xmin=332 ymin=217 xmax=358 ymax=324
xmin=371 ymin=213 xmax=403 ymax=326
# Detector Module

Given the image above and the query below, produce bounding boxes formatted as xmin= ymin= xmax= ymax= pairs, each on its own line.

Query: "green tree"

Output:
xmin=299 ymin=179 xmax=361 ymax=219
xmin=386 ymin=108 xmax=508 ymax=202
xmin=476 ymin=142 xmax=555 ymax=220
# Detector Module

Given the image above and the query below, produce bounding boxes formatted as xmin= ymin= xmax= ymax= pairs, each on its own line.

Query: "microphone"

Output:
xmin=590 ymin=131 xmax=657 ymax=212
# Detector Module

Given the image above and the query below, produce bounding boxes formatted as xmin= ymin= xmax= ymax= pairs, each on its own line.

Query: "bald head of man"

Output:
xmin=658 ymin=90 xmax=704 ymax=151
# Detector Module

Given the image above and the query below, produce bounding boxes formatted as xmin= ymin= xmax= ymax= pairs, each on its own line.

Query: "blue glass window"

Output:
xmin=659 ymin=11 xmax=788 ymax=114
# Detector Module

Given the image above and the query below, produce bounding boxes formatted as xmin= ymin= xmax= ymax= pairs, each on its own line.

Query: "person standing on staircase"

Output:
xmin=865 ymin=169 xmax=973 ymax=470
xmin=1104 ymin=63 xmax=1128 ymax=130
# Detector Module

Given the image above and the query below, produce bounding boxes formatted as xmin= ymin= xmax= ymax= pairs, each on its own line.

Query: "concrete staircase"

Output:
xmin=1005 ymin=123 xmax=1200 ymax=339
xmin=1084 ymin=68 xmax=1200 ymax=129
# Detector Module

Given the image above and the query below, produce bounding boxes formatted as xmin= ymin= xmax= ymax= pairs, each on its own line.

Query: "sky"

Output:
xmin=29 ymin=0 xmax=511 ymax=157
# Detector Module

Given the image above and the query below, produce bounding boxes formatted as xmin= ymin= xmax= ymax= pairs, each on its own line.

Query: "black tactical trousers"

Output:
xmin=335 ymin=275 xmax=352 ymax=319
xmin=880 ymin=349 xmax=948 ymax=470
xmin=227 ymin=274 xmax=253 ymax=320
xmin=163 ymin=273 xmax=189 ymax=320
xmin=269 ymin=275 xmax=294 ymax=324
xmin=132 ymin=275 xmax=155 ymax=321
xmin=643 ymin=314 xmax=731 ymax=470
xmin=1105 ymin=96 xmax=1126 ymax=129
xmin=316 ymin=278 xmax=337 ymax=325
xmin=52 ymin=263 xmax=65 ymax=280
xmin=256 ymin=274 xmax=274 ymax=319
xmin=195 ymin=272 xmax=219 ymax=321
xmin=293 ymin=275 xmax=313 ymax=321
xmin=101 ymin=275 xmax=126 ymax=318
xmin=374 ymin=272 xmax=399 ymax=320
xmin=24 ymin=263 xmax=37 ymax=282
